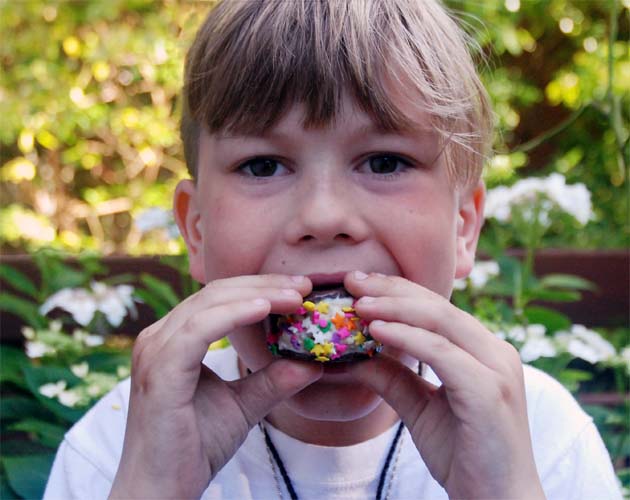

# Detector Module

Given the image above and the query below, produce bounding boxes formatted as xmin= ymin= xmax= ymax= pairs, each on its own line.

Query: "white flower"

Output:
xmin=519 ymin=324 xmax=557 ymax=363
xmin=555 ymin=324 xmax=616 ymax=364
xmin=40 ymin=282 xmax=137 ymax=328
xmin=485 ymin=173 xmax=594 ymax=226
xmin=25 ymin=340 xmax=54 ymax=358
xmin=453 ymin=261 xmax=500 ymax=291
xmin=468 ymin=261 xmax=500 ymax=289
xmin=58 ymin=390 xmax=81 ymax=407
xmin=135 ymin=207 xmax=180 ymax=238
xmin=618 ymin=346 xmax=630 ymax=375
xmin=84 ymin=334 xmax=105 ymax=347
xmin=70 ymin=362 xmax=89 ymax=378
xmin=116 ymin=365 xmax=130 ymax=378
xmin=506 ymin=325 xmax=527 ymax=342
xmin=39 ymin=380 xmax=67 ymax=398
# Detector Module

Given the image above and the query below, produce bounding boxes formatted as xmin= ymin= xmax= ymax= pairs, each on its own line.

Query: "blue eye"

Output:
xmin=365 ymin=154 xmax=412 ymax=175
xmin=239 ymin=158 xmax=287 ymax=177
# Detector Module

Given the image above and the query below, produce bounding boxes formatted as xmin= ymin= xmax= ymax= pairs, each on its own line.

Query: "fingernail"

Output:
xmin=253 ymin=298 xmax=268 ymax=306
xmin=291 ymin=275 xmax=305 ymax=283
xmin=282 ymin=288 xmax=299 ymax=296
xmin=359 ymin=296 xmax=375 ymax=304
xmin=354 ymin=270 xmax=368 ymax=280
xmin=374 ymin=272 xmax=386 ymax=278
xmin=371 ymin=320 xmax=385 ymax=327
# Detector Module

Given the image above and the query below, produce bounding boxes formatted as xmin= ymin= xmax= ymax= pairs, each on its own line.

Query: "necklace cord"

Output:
xmin=260 ymin=423 xmax=299 ymax=500
xmin=375 ymin=421 xmax=404 ymax=500
xmin=260 ymin=420 xmax=405 ymax=500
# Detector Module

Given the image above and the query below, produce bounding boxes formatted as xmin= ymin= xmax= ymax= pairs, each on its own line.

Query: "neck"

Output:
xmin=238 ymin=358 xmax=400 ymax=446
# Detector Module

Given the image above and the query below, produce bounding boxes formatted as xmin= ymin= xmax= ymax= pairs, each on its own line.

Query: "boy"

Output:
xmin=44 ymin=0 xmax=621 ymax=498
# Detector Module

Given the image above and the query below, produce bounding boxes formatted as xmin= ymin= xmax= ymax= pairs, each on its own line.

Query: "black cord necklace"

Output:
xmin=259 ymin=420 xmax=405 ymax=500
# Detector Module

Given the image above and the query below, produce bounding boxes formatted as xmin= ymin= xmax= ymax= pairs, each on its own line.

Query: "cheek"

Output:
xmin=201 ymin=195 xmax=280 ymax=280
xmin=374 ymin=199 xmax=457 ymax=296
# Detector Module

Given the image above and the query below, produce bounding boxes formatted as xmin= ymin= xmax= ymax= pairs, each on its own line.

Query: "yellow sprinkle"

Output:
xmin=303 ymin=301 xmax=316 ymax=311
xmin=316 ymin=301 xmax=329 ymax=314
xmin=311 ymin=344 xmax=326 ymax=356
xmin=342 ymin=306 xmax=354 ymax=313
xmin=315 ymin=356 xmax=329 ymax=362
xmin=323 ymin=342 xmax=334 ymax=355
xmin=111 ymin=404 xmax=121 ymax=411
xmin=354 ymin=332 xmax=366 ymax=345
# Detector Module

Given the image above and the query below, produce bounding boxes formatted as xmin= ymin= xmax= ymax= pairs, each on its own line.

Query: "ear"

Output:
xmin=173 ymin=179 xmax=205 ymax=283
xmin=454 ymin=180 xmax=485 ymax=279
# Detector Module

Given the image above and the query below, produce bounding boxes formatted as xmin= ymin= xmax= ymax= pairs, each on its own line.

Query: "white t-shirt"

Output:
xmin=43 ymin=346 xmax=621 ymax=499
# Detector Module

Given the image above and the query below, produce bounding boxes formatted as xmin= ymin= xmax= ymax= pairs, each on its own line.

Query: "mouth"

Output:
xmin=307 ymin=272 xmax=350 ymax=293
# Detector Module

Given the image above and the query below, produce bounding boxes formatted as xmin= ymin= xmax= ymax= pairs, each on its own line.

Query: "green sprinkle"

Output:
xmin=303 ymin=337 xmax=315 ymax=351
xmin=270 ymin=344 xmax=279 ymax=355
xmin=319 ymin=321 xmax=331 ymax=332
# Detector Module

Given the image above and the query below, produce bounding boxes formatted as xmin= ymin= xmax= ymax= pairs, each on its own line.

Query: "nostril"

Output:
xmin=301 ymin=235 xmax=315 ymax=242
xmin=334 ymin=233 xmax=351 ymax=241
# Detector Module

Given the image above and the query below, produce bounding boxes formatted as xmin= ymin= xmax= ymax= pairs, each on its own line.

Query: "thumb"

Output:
xmin=348 ymin=355 xmax=438 ymax=423
xmin=230 ymin=359 xmax=323 ymax=427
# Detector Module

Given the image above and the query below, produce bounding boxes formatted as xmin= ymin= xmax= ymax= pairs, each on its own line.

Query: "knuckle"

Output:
xmin=429 ymin=334 xmax=452 ymax=355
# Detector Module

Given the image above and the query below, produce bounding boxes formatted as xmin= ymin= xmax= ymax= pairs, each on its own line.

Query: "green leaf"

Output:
xmin=1 ymin=396 xmax=55 ymax=422
xmin=134 ymin=288 xmax=169 ymax=318
xmin=523 ymin=306 xmax=571 ymax=333
xmin=1 ymin=454 xmax=55 ymax=500
xmin=0 ymin=293 xmax=47 ymax=328
xmin=139 ymin=273 xmax=179 ymax=308
xmin=0 ymin=345 xmax=29 ymax=389
xmin=0 ymin=472 xmax=19 ymax=500
xmin=82 ymin=349 xmax=131 ymax=373
xmin=526 ymin=288 xmax=581 ymax=303
xmin=539 ymin=274 xmax=597 ymax=292
xmin=8 ymin=419 xmax=67 ymax=448
xmin=21 ymin=364 xmax=85 ymax=423
xmin=0 ymin=264 xmax=38 ymax=299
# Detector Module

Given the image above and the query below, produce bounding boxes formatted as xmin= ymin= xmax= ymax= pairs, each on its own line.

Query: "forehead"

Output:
xmin=213 ymin=92 xmax=440 ymax=148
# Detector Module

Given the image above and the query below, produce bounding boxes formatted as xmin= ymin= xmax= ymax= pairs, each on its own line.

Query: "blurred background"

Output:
xmin=0 ymin=1 xmax=628 ymax=498
xmin=0 ymin=0 xmax=628 ymax=255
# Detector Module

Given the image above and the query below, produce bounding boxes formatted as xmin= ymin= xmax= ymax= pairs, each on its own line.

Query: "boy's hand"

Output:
xmin=347 ymin=272 xmax=545 ymax=500
xmin=109 ymin=274 xmax=322 ymax=500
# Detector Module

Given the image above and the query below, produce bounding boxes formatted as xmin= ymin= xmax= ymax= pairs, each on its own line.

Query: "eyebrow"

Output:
xmin=218 ymin=121 xmax=436 ymax=145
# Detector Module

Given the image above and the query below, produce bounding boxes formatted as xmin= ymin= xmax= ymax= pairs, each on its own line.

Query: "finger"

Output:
xmin=355 ymin=295 xmax=501 ymax=367
xmin=162 ymin=298 xmax=274 ymax=373
xmin=368 ymin=320 xmax=495 ymax=394
xmin=345 ymin=271 xmax=433 ymax=300
xmin=229 ymin=359 xmax=323 ymax=427
xmin=348 ymin=354 xmax=438 ymax=425
xmin=159 ymin=286 xmax=305 ymax=340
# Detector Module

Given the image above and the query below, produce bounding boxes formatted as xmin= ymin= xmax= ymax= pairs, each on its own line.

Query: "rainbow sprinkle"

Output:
xmin=267 ymin=290 xmax=381 ymax=362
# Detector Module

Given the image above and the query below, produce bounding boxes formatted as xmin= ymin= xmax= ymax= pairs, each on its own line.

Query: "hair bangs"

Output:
xmin=182 ymin=0 xmax=493 ymax=186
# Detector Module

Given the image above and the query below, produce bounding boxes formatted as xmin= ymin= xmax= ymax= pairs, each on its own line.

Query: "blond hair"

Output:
xmin=181 ymin=0 xmax=493 ymax=187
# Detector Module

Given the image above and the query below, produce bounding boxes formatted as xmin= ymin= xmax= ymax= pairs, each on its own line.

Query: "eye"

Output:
xmin=361 ymin=154 xmax=413 ymax=175
xmin=238 ymin=158 xmax=288 ymax=177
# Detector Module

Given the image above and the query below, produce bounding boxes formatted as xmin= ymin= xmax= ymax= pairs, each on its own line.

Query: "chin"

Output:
xmin=284 ymin=378 xmax=383 ymax=422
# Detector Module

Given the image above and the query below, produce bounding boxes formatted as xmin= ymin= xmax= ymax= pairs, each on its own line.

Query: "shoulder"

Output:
xmin=57 ymin=345 xmax=239 ymax=479
xmin=522 ymin=365 xmax=622 ymax=498
xmin=522 ymin=364 xmax=592 ymax=455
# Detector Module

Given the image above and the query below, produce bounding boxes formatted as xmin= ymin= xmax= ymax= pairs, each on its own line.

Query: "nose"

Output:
xmin=284 ymin=173 xmax=370 ymax=246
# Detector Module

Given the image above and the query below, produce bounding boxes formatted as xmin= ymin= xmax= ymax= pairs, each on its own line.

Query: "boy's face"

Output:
xmin=175 ymin=93 xmax=484 ymax=422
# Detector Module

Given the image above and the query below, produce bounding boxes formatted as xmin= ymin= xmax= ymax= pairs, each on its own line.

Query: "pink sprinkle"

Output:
xmin=313 ymin=311 xmax=320 ymax=322
xmin=297 ymin=307 xmax=307 ymax=315
xmin=345 ymin=312 xmax=354 ymax=318
xmin=294 ymin=322 xmax=304 ymax=332
xmin=337 ymin=327 xmax=350 ymax=339
xmin=335 ymin=343 xmax=347 ymax=354
xmin=318 ymin=318 xmax=328 ymax=328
